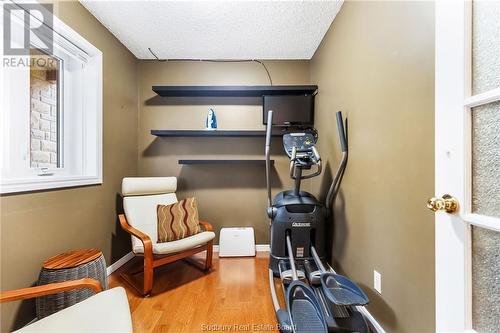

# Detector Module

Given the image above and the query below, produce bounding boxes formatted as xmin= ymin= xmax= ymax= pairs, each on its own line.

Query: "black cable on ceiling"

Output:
xmin=147 ymin=47 xmax=273 ymax=86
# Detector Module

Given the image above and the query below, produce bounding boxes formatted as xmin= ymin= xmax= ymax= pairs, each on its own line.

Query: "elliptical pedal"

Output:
xmin=291 ymin=299 xmax=326 ymax=333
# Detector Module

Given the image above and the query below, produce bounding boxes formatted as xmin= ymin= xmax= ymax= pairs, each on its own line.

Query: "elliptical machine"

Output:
xmin=265 ymin=110 xmax=370 ymax=333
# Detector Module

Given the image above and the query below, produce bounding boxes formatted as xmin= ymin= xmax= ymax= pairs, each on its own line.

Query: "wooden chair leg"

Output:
xmin=143 ymin=254 xmax=154 ymax=296
xmin=205 ymin=241 xmax=213 ymax=271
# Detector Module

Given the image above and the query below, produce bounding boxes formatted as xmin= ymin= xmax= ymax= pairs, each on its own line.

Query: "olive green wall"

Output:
xmin=0 ymin=2 xmax=138 ymax=331
xmin=137 ymin=60 xmax=311 ymax=244
xmin=310 ymin=1 xmax=435 ymax=332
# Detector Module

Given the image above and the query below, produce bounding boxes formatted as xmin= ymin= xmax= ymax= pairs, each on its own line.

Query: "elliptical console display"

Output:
xmin=265 ymin=110 xmax=370 ymax=333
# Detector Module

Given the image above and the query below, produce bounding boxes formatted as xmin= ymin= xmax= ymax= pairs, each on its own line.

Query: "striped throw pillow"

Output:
xmin=157 ymin=197 xmax=202 ymax=242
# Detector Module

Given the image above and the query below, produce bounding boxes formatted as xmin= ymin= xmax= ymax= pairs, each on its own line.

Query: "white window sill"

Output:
xmin=1 ymin=175 xmax=102 ymax=194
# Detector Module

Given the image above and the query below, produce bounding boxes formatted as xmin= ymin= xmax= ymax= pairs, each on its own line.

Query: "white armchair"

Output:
xmin=0 ymin=279 xmax=132 ymax=332
xmin=119 ymin=177 xmax=215 ymax=296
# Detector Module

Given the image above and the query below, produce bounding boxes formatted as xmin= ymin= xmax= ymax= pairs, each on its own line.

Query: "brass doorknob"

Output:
xmin=427 ymin=194 xmax=459 ymax=213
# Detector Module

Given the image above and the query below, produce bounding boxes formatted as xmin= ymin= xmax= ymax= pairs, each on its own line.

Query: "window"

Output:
xmin=1 ymin=3 xmax=102 ymax=193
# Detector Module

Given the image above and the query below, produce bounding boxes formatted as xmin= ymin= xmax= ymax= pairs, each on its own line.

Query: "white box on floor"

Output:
xmin=219 ymin=227 xmax=256 ymax=257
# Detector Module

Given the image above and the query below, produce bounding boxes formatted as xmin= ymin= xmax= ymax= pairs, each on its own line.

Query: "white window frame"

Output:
xmin=0 ymin=1 xmax=102 ymax=194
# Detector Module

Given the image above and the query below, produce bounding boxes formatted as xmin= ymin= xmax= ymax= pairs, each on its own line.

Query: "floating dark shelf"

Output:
xmin=152 ymin=85 xmax=318 ymax=97
xmin=179 ymin=159 xmax=274 ymax=165
xmin=151 ymin=129 xmax=281 ymax=137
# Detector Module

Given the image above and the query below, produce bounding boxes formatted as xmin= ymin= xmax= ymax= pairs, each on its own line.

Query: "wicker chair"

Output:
xmin=119 ymin=177 xmax=215 ymax=296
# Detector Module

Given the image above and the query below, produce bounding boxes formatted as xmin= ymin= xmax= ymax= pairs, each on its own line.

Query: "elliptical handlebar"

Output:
xmin=336 ymin=111 xmax=348 ymax=153
xmin=306 ymin=146 xmax=322 ymax=179
xmin=290 ymin=161 xmax=322 ymax=180
xmin=325 ymin=111 xmax=349 ymax=213
xmin=265 ymin=111 xmax=274 ymax=209
xmin=288 ymin=145 xmax=322 ymax=180
xmin=288 ymin=147 xmax=297 ymax=179
xmin=311 ymin=146 xmax=321 ymax=163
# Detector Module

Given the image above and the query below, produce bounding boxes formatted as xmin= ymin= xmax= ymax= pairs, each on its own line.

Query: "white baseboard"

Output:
xmin=213 ymin=244 xmax=270 ymax=253
xmin=255 ymin=244 xmax=270 ymax=252
xmin=106 ymin=244 xmax=269 ymax=274
xmin=106 ymin=252 xmax=134 ymax=276
xmin=356 ymin=306 xmax=386 ymax=333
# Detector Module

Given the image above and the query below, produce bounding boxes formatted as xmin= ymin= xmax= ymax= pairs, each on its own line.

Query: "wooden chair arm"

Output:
xmin=199 ymin=220 xmax=213 ymax=232
xmin=0 ymin=278 xmax=102 ymax=303
xmin=118 ymin=214 xmax=153 ymax=254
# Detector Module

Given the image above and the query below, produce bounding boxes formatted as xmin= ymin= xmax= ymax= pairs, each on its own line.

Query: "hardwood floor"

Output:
xmin=109 ymin=252 xmax=280 ymax=333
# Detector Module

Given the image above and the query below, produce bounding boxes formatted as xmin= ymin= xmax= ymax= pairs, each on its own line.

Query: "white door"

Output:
xmin=434 ymin=1 xmax=500 ymax=332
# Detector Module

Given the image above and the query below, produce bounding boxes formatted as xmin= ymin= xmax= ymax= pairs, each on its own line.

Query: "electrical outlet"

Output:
xmin=374 ymin=270 xmax=382 ymax=294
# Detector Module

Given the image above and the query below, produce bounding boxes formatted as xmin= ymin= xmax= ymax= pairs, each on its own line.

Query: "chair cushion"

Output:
xmin=157 ymin=197 xmax=201 ymax=242
xmin=15 ymin=287 xmax=132 ymax=333
xmin=122 ymin=177 xmax=176 ymax=196
xmin=133 ymin=231 xmax=215 ymax=255
xmin=123 ymin=193 xmax=178 ymax=250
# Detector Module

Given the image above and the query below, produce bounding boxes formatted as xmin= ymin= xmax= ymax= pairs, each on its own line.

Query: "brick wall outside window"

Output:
xmin=30 ymin=69 xmax=58 ymax=169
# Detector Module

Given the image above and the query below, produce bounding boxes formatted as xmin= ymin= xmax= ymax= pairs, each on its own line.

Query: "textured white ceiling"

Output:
xmin=79 ymin=0 xmax=343 ymax=60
